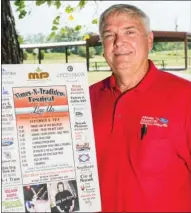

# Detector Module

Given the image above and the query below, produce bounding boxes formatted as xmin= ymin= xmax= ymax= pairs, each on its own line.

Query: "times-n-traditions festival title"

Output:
xmin=14 ymin=88 xmax=66 ymax=103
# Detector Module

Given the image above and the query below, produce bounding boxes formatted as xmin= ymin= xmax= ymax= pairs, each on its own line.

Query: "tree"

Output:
xmin=2 ymin=0 xmax=99 ymax=64
xmin=25 ymin=33 xmax=47 ymax=44
xmin=188 ymin=42 xmax=191 ymax=49
xmin=48 ymin=27 xmax=82 ymax=53
xmin=2 ymin=0 xmax=23 ymax=64
xmin=51 ymin=27 xmax=82 ymax=42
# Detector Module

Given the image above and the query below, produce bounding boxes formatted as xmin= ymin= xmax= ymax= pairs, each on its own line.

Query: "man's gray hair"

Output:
xmin=99 ymin=4 xmax=151 ymax=39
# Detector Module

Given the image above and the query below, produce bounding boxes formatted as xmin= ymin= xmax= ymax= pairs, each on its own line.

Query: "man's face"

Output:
xmin=102 ymin=12 xmax=153 ymax=75
xmin=58 ymin=184 xmax=64 ymax=192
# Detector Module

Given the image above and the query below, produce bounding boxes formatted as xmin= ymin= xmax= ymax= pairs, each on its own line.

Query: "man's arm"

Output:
xmin=55 ymin=194 xmax=63 ymax=213
xmin=186 ymin=89 xmax=191 ymax=172
xmin=56 ymin=205 xmax=64 ymax=213
xmin=25 ymin=202 xmax=31 ymax=212
xmin=69 ymin=199 xmax=75 ymax=212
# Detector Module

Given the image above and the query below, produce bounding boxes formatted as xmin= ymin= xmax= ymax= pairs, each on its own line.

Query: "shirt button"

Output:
xmin=118 ymin=114 xmax=122 ymax=118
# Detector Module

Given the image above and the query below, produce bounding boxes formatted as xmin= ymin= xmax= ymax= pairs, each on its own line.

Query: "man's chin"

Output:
xmin=113 ymin=62 xmax=132 ymax=71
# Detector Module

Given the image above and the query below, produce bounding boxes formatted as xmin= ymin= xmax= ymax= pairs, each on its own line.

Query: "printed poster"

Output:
xmin=1 ymin=64 xmax=101 ymax=212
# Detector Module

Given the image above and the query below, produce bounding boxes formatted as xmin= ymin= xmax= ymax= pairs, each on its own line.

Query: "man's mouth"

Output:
xmin=114 ymin=52 xmax=132 ymax=56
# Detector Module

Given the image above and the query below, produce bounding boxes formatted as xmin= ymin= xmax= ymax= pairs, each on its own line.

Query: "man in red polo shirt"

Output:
xmin=90 ymin=4 xmax=191 ymax=212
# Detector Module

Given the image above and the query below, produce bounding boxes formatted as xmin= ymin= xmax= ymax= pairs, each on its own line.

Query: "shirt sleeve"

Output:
xmin=186 ymin=89 xmax=191 ymax=172
xmin=67 ymin=190 xmax=73 ymax=198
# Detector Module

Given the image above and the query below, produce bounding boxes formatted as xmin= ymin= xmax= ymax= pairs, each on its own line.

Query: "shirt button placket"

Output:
xmin=113 ymin=112 xmax=123 ymax=134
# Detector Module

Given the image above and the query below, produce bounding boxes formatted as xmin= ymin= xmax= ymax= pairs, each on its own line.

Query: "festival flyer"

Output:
xmin=2 ymin=64 xmax=101 ymax=212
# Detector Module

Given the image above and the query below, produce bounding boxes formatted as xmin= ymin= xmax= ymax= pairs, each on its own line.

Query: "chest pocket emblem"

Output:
xmin=140 ymin=116 xmax=168 ymax=128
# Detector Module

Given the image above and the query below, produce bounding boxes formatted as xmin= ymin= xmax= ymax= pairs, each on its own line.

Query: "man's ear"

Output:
xmin=148 ymin=31 xmax=154 ymax=51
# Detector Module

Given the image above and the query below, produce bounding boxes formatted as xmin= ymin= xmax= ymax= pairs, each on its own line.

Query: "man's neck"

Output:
xmin=114 ymin=60 xmax=150 ymax=93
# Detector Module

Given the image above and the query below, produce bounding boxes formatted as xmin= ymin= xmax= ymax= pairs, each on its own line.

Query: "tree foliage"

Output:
xmin=24 ymin=33 xmax=47 ymax=44
xmin=188 ymin=42 xmax=191 ymax=49
xmin=153 ymin=42 xmax=184 ymax=52
xmin=49 ymin=26 xmax=82 ymax=42
xmin=23 ymin=50 xmax=28 ymax=60
xmin=13 ymin=0 xmax=99 ymax=40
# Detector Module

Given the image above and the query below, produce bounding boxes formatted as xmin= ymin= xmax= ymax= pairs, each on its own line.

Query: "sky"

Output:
xmin=11 ymin=1 xmax=191 ymax=38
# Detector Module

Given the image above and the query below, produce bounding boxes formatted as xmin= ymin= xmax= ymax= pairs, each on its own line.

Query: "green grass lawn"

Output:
xmin=149 ymin=49 xmax=191 ymax=66
xmin=88 ymin=71 xmax=111 ymax=85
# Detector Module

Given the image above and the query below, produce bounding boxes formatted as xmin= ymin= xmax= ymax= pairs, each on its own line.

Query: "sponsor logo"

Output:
xmin=2 ymin=87 xmax=9 ymax=95
xmin=57 ymin=72 xmax=85 ymax=78
xmin=67 ymin=65 xmax=73 ymax=72
xmin=2 ymin=114 xmax=14 ymax=123
xmin=76 ymin=143 xmax=90 ymax=152
xmin=2 ymin=127 xmax=14 ymax=131
xmin=2 ymin=68 xmax=16 ymax=77
xmin=57 ymin=66 xmax=84 ymax=82
xmin=159 ymin=117 xmax=168 ymax=124
xmin=75 ymin=111 xmax=83 ymax=117
xmin=74 ymin=121 xmax=88 ymax=131
xmin=73 ymin=107 xmax=85 ymax=117
xmin=80 ymin=185 xmax=85 ymax=191
xmin=71 ymin=85 xmax=84 ymax=95
xmin=78 ymin=154 xmax=90 ymax=163
xmin=70 ymin=96 xmax=86 ymax=105
xmin=3 ymin=152 xmax=12 ymax=159
xmin=77 ymin=165 xmax=94 ymax=170
xmin=2 ymin=138 xmax=14 ymax=146
xmin=2 ymin=80 xmax=14 ymax=84
xmin=80 ymin=173 xmax=93 ymax=182
xmin=2 ymin=101 xmax=12 ymax=110
xmin=140 ymin=116 xmax=168 ymax=127
xmin=28 ymin=67 xmax=49 ymax=80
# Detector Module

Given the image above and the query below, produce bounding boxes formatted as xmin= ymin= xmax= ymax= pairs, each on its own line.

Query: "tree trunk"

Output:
xmin=1 ymin=0 xmax=23 ymax=64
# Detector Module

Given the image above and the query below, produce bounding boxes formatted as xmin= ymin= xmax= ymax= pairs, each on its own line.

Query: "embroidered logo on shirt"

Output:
xmin=140 ymin=116 xmax=168 ymax=127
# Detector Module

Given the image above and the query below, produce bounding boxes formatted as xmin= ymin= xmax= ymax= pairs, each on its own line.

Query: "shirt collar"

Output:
xmin=101 ymin=60 xmax=159 ymax=92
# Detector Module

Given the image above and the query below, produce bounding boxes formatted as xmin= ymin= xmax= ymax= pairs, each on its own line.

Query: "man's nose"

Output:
xmin=114 ymin=34 xmax=124 ymax=46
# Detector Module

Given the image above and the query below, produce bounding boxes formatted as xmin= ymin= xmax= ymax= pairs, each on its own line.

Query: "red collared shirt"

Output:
xmin=90 ymin=60 xmax=191 ymax=212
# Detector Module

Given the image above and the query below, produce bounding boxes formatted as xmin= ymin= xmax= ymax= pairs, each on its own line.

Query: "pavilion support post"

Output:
xmin=21 ymin=49 xmax=24 ymax=63
xmin=38 ymin=48 xmax=41 ymax=64
xmin=184 ymin=35 xmax=188 ymax=70
xmin=86 ymin=44 xmax=90 ymax=71
xmin=65 ymin=47 xmax=68 ymax=63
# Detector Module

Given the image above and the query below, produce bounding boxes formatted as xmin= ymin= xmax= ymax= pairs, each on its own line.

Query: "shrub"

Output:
xmin=94 ymin=46 xmax=103 ymax=55
xmin=77 ymin=46 xmax=86 ymax=57
xmin=71 ymin=47 xmax=78 ymax=54
xmin=89 ymin=47 xmax=96 ymax=58
xmin=23 ymin=51 xmax=28 ymax=60
xmin=77 ymin=46 xmax=96 ymax=58
xmin=26 ymin=49 xmax=33 ymax=54
xmin=45 ymin=49 xmax=51 ymax=53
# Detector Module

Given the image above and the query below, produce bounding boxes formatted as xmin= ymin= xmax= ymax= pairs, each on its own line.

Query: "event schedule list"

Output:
xmin=13 ymin=86 xmax=75 ymax=185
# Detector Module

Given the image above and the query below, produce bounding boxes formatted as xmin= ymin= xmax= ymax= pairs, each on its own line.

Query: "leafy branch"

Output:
xmin=14 ymin=0 xmax=100 ymax=40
